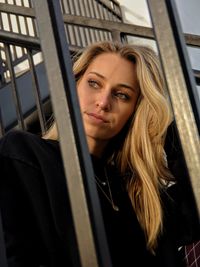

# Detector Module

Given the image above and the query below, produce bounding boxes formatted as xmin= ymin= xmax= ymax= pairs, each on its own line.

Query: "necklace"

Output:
xmin=94 ymin=167 xmax=119 ymax=212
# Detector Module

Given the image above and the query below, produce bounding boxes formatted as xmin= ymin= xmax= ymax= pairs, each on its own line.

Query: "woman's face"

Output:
xmin=77 ymin=52 xmax=140 ymax=156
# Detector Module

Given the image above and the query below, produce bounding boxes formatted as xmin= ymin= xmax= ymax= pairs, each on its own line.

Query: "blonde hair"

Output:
xmin=44 ymin=41 xmax=173 ymax=251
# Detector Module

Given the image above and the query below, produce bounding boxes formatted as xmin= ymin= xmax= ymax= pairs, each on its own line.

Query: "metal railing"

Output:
xmin=0 ymin=0 xmax=199 ymax=266
xmin=0 ymin=0 xmax=200 ymax=87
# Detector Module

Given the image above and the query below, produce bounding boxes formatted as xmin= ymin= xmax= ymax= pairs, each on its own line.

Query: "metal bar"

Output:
xmin=99 ymin=3 xmax=106 ymax=20
xmin=75 ymin=0 xmax=82 ymax=16
xmin=33 ymin=1 xmax=112 ymax=267
xmin=69 ymin=0 xmax=76 ymax=15
xmin=166 ymin=0 xmax=200 ymax=126
xmin=0 ymin=3 xmax=35 ymax=18
xmin=88 ymin=0 xmax=95 ymax=18
xmin=1 ymin=2 xmax=199 ymax=47
xmin=24 ymin=15 xmax=31 ymax=35
xmin=194 ymin=69 xmax=200 ymax=85
xmin=14 ymin=13 xmax=23 ymax=35
xmin=63 ymin=14 xmax=154 ymax=39
xmin=0 ymin=30 xmax=40 ymax=49
xmin=0 ymin=107 xmax=5 ymax=137
xmin=26 ymin=0 xmax=32 ymax=8
xmin=111 ymin=29 xmax=121 ymax=42
xmin=62 ymin=14 xmax=200 ymax=47
xmin=82 ymin=0 xmax=90 ymax=17
xmin=185 ymin=33 xmax=200 ymax=48
xmin=98 ymin=0 xmax=121 ymax=19
xmin=147 ymin=0 xmax=200 ymax=217
xmin=0 ymin=11 xmax=3 ymax=30
xmin=97 ymin=1 xmax=104 ymax=19
xmin=0 ymin=56 xmax=5 ymax=86
xmin=27 ymin=48 xmax=46 ymax=134
xmin=93 ymin=0 xmax=100 ymax=19
xmin=65 ymin=0 xmax=72 ymax=14
xmin=4 ymin=43 xmax=25 ymax=130
xmin=103 ymin=3 xmax=110 ymax=20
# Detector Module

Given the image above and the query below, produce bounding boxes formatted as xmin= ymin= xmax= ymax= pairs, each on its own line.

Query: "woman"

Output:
xmin=0 ymin=41 xmax=198 ymax=267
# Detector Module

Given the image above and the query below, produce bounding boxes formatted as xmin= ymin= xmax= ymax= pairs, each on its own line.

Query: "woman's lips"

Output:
xmin=86 ymin=112 xmax=109 ymax=123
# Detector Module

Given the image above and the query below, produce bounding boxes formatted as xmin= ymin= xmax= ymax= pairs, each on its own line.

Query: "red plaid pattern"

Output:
xmin=184 ymin=241 xmax=200 ymax=266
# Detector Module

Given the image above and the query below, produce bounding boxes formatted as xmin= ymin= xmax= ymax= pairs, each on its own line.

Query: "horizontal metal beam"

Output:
xmin=63 ymin=14 xmax=154 ymax=39
xmin=185 ymin=33 xmax=200 ymax=47
xmin=0 ymin=30 xmax=40 ymax=49
xmin=63 ymin=14 xmax=200 ymax=47
xmin=0 ymin=3 xmax=35 ymax=17
xmin=0 ymin=3 xmax=199 ymax=48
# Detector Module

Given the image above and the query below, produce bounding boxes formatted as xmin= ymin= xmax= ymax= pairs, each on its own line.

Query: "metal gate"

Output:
xmin=0 ymin=1 xmax=199 ymax=266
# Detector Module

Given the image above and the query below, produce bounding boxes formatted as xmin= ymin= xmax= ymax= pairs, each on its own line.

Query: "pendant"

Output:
xmin=113 ymin=205 xmax=119 ymax=211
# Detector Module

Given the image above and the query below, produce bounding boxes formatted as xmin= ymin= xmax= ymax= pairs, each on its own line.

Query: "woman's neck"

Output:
xmin=87 ymin=136 xmax=108 ymax=158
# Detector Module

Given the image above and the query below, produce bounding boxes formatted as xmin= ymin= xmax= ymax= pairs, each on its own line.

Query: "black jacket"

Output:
xmin=0 ymin=130 xmax=199 ymax=267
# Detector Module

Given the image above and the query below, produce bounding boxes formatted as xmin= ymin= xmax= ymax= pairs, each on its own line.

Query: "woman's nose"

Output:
xmin=96 ymin=91 xmax=112 ymax=111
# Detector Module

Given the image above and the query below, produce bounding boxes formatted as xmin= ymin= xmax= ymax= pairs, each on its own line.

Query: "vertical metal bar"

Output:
xmin=0 ymin=12 xmax=3 ymax=30
xmin=0 ymin=107 xmax=5 ymax=137
xmin=103 ymin=6 xmax=109 ymax=20
xmin=65 ymin=0 xmax=72 ymax=14
xmin=21 ymin=0 xmax=25 ymax=6
xmin=111 ymin=29 xmax=121 ymax=42
xmin=13 ymin=0 xmax=23 ymax=35
xmin=74 ymin=25 xmax=82 ymax=47
xmin=147 ymin=0 xmax=200 ymax=218
xmin=0 ymin=55 xmax=5 ymax=86
xmin=77 ymin=26 xmax=86 ymax=47
xmin=85 ymin=27 xmax=92 ymax=45
xmin=73 ymin=1 xmax=81 ymax=16
xmin=5 ymin=11 xmax=18 ymax=61
xmin=94 ymin=29 xmax=100 ymax=42
xmin=89 ymin=28 xmax=95 ymax=43
xmin=107 ymin=7 xmax=113 ymax=21
xmin=60 ymin=0 xmax=65 ymax=13
xmin=78 ymin=0 xmax=88 ymax=17
xmin=33 ymin=1 xmax=112 ymax=267
xmin=87 ymin=0 xmax=95 ymax=18
xmin=64 ymin=24 xmax=71 ymax=44
xmin=71 ymin=24 xmax=78 ymax=45
xmin=69 ymin=0 xmax=75 ymax=15
xmin=24 ymin=15 xmax=31 ymax=36
xmin=75 ymin=0 xmax=82 ymax=16
xmin=165 ymin=0 xmax=200 ymax=128
xmin=27 ymin=0 xmax=31 ymax=6
xmin=4 ymin=44 xmax=25 ymax=130
xmin=0 ymin=210 xmax=8 ymax=267
xmin=27 ymin=49 xmax=46 ymax=134
xmin=10 ymin=45 xmax=17 ymax=65
xmin=27 ymin=1 xmax=38 ymax=36
xmin=97 ymin=2 xmax=104 ymax=19
xmin=93 ymin=0 xmax=100 ymax=19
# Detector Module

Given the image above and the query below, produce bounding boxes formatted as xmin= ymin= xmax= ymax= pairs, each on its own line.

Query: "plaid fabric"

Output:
xmin=184 ymin=241 xmax=200 ymax=266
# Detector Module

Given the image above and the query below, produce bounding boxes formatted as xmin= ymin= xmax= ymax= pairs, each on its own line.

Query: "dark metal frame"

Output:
xmin=33 ymin=1 xmax=112 ymax=267
xmin=0 ymin=0 xmax=199 ymax=266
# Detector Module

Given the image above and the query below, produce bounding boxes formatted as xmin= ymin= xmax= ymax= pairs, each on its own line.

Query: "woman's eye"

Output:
xmin=114 ymin=92 xmax=130 ymax=100
xmin=88 ymin=80 xmax=100 ymax=89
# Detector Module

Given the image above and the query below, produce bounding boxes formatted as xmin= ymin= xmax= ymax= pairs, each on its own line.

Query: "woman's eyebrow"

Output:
xmin=88 ymin=71 xmax=105 ymax=79
xmin=88 ymin=71 xmax=136 ymax=92
xmin=118 ymin=83 xmax=136 ymax=92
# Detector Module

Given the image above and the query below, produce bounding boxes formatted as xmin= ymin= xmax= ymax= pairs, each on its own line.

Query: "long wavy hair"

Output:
xmin=44 ymin=41 xmax=173 ymax=251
